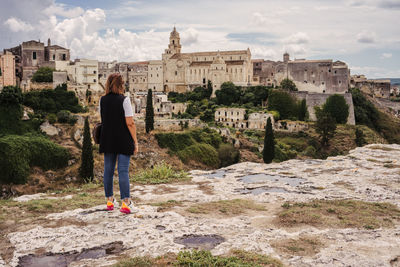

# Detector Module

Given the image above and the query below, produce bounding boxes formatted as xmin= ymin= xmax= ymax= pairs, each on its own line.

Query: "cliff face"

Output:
xmin=4 ymin=144 xmax=400 ymax=267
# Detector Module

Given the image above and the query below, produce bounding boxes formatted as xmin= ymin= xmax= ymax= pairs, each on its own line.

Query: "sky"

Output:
xmin=0 ymin=0 xmax=399 ymax=78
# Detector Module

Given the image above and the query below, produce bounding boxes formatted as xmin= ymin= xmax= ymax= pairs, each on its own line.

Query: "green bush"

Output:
xmin=47 ymin=113 xmax=57 ymax=124
xmin=177 ymin=143 xmax=220 ymax=168
xmin=155 ymin=132 xmax=196 ymax=152
xmin=303 ymin=146 xmax=317 ymax=157
xmin=190 ymin=128 xmax=222 ymax=148
xmin=31 ymin=67 xmax=54 ymax=83
xmin=0 ymin=135 xmax=69 ymax=184
xmin=218 ymin=143 xmax=240 ymax=167
xmin=274 ymin=142 xmax=297 ymax=162
xmin=23 ymin=84 xmax=83 ymax=114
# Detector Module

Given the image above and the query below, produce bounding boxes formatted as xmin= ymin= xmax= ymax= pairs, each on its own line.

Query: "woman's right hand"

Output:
xmin=134 ymin=143 xmax=139 ymax=154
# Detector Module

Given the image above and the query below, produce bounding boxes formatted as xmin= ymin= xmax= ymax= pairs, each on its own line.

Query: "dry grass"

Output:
xmin=148 ymin=200 xmax=183 ymax=212
xmin=276 ymin=199 xmax=400 ymax=229
xmin=332 ymin=181 xmax=355 ymax=191
xmin=187 ymin=199 xmax=266 ymax=215
xmin=271 ymin=235 xmax=325 ymax=257
xmin=113 ymin=250 xmax=283 ymax=267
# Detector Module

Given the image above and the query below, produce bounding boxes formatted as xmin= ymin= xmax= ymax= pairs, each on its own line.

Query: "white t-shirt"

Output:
xmin=99 ymin=96 xmax=134 ymax=117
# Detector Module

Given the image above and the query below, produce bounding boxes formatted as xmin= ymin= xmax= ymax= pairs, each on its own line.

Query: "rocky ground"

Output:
xmin=1 ymin=144 xmax=400 ymax=267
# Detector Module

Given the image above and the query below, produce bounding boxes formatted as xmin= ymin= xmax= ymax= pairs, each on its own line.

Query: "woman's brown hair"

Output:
xmin=105 ymin=73 xmax=124 ymax=95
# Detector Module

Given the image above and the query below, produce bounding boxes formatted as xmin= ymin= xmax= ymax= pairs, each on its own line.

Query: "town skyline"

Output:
xmin=1 ymin=0 xmax=399 ymax=79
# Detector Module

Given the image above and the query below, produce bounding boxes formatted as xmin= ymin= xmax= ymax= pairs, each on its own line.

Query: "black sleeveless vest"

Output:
xmin=99 ymin=93 xmax=134 ymax=155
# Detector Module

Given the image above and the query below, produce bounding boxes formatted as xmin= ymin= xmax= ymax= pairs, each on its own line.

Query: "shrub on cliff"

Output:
xmin=177 ymin=143 xmax=220 ymax=168
xmin=31 ymin=67 xmax=54 ymax=83
xmin=315 ymin=107 xmax=337 ymax=146
xmin=267 ymin=90 xmax=298 ymax=120
xmin=0 ymin=86 xmax=24 ymax=135
xmin=0 ymin=135 xmax=69 ymax=184
xmin=218 ymin=143 xmax=240 ymax=167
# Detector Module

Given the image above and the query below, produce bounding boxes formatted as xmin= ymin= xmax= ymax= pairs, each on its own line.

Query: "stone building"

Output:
xmin=247 ymin=113 xmax=274 ymax=130
xmin=66 ymin=59 xmax=99 ymax=91
xmin=215 ymin=108 xmax=246 ymax=127
xmin=350 ymin=75 xmax=391 ymax=98
xmin=0 ymin=51 xmax=16 ymax=90
xmin=5 ymin=39 xmax=70 ymax=87
xmin=162 ymin=27 xmax=253 ymax=96
xmin=253 ymin=53 xmax=349 ymax=94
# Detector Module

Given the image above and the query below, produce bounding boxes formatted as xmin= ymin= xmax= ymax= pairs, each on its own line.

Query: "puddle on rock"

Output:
xmin=155 ymin=225 xmax=166 ymax=230
xmin=18 ymin=241 xmax=124 ymax=267
xmin=236 ymin=186 xmax=290 ymax=195
xmin=204 ymin=170 xmax=227 ymax=179
xmin=239 ymin=174 xmax=305 ymax=186
xmin=174 ymin=234 xmax=225 ymax=250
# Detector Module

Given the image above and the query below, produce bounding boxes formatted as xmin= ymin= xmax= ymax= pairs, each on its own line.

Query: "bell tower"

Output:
xmin=165 ymin=27 xmax=181 ymax=55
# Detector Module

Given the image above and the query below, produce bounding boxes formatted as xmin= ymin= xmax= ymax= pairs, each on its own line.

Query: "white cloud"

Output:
xmin=4 ymin=17 xmax=34 ymax=32
xmin=381 ymin=53 xmax=392 ymax=59
xmin=43 ymin=4 xmax=84 ymax=18
xmin=357 ymin=30 xmax=376 ymax=43
xmin=284 ymin=32 xmax=310 ymax=44
xmin=181 ymin=27 xmax=199 ymax=46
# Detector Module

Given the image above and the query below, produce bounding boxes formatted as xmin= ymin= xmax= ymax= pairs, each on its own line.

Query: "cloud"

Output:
xmin=43 ymin=3 xmax=84 ymax=18
xmin=4 ymin=17 xmax=34 ymax=32
xmin=381 ymin=53 xmax=392 ymax=59
xmin=284 ymin=32 xmax=310 ymax=44
xmin=181 ymin=27 xmax=199 ymax=46
xmin=378 ymin=0 xmax=400 ymax=9
xmin=357 ymin=30 xmax=376 ymax=43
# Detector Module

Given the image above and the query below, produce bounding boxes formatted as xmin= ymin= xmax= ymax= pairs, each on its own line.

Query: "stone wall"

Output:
xmin=275 ymin=120 xmax=309 ymax=132
xmin=53 ymin=71 xmax=67 ymax=88
xmin=135 ymin=118 xmax=205 ymax=131
xmin=292 ymin=91 xmax=356 ymax=125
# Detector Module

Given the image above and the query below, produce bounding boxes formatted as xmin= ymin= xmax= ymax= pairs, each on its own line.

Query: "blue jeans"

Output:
xmin=103 ymin=153 xmax=131 ymax=199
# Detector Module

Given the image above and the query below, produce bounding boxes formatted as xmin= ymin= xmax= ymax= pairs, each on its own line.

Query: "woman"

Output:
xmin=99 ymin=73 xmax=138 ymax=214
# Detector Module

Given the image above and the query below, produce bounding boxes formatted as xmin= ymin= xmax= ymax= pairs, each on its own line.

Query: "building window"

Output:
xmin=62 ymin=54 xmax=66 ymax=60
xmin=322 ymin=82 xmax=325 ymax=85
xmin=94 ymin=79 xmax=96 ymax=82
xmin=328 ymin=69 xmax=331 ymax=72
xmin=175 ymin=71 xmax=177 ymax=75
xmin=94 ymin=70 xmax=96 ymax=74
xmin=334 ymin=70 xmax=337 ymax=74
xmin=339 ymin=80 xmax=342 ymax=84
xmin=52 ymin=54 xmax=55 ymax=60
xmin=33 ymin=52 xmax=37 ymax=60
xmin=151 ymin=74 xmax=153 ymax=77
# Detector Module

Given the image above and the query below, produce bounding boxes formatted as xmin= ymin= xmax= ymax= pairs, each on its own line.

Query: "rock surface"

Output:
xmin=5 ymin=144 xmax=400 ymax=267
xmin=40 ymin=121 xmax=60 ymax=136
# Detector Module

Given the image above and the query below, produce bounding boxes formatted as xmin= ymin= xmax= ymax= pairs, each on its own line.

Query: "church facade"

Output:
xmin=162 ymin=27 xmax=253 ymax=96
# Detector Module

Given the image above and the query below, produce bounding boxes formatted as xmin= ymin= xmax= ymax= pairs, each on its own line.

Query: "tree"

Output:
xmin=205 ymin=80 xmax=213 ymax=99
xmin=263 ymin=117 xmax=275 ymax=163
xmin=215 ymin=82 xmax=240 ymax=105
xmin=315 ymin=107 xmax=336 ymax=146
xmin=280 ymin=78 xmax=297 ymax=91
xmin=31 ymin=67 xmax=54 ymax=83
xmin=267 ymin=90 xmax=298 ymax=120
xmin=80 ymin=117 xmax=94 ymax=182
xmin=0 ymin=86 xmax=23 ymax=134
xmin=323 ymin=94 xmax=349 ymax=124
xmin=145 ymin=89 xmax=154 ymax=133
xmin=355 ymin=128 xmax=366 ymax=147
xmin=298 ymin=99 xmax=307 ymax=121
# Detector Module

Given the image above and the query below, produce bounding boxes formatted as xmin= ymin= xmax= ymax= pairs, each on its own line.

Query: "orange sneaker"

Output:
xmin=106 ymin=199 xmax=115 ymax=211
xmin=120 ymin=201 xmax=133 ymax=214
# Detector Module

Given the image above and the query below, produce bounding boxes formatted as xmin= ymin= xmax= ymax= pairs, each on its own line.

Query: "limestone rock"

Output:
xmin=40 ymin=121 xmax=60 ymax=136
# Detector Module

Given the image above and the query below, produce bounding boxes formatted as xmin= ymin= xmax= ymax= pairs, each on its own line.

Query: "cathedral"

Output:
xmin=162 ymin=27 xmax=253 ymax=95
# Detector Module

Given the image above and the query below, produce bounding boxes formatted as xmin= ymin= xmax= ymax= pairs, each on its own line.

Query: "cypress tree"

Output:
xmin=80 ymin=117 xmax=94 ymax=181
xmin=298 ymin=99 xmax=307 ymax=121
xmin=263 ymin=117 xmax=275 ymax=163
xmin=145 ymin=89 xmax=154 ymax=133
